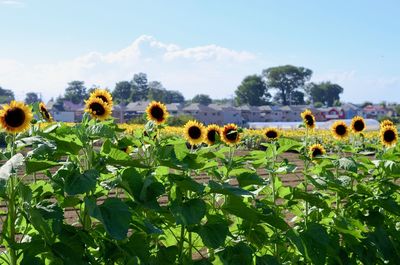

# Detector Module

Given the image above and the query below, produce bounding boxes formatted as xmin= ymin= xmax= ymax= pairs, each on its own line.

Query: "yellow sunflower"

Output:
xmin=331 ymin=121 xmax=349 ymax=140
xmin=85 ymin=97 xmax=112 ymax=120
xmin=380 ymin=125 xmax=398 ymax=148
xmin=205 ymin=124 xmax=220 ymax=145
xmin=146 ymin=101 xmax=169 ymax=124
xmin=0 ymin=100 xmax=33 ymax=133
xmin=221 ymin=123 xmax=240 ymax=145
xmin=380 ymin=119 xmax=394 ymax=128
xmin=264 ymin=128 xmax=279 ymax=141
xmin=309 ymin=144 xmax=326 ymax=159
xmin=89 ymin=89 xmax=113 ymax=107
xmin=183 ymin=120 xmax=206 ymax=145
xmin=350 ymin=116 xmax=366 ymax=133
xmin=301 ymin=109 xmax=316 ymax=130
xmin=39 ymin=102 xmax=53 ymax=122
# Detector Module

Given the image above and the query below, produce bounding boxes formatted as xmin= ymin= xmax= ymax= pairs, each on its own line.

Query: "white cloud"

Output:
xmin=0 ymin=35 xmax=260 ymax=101
xmin=0 ymin=0 xmax=25 ymax=7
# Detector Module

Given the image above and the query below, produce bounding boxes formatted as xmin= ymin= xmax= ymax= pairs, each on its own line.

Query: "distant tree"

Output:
xmin=131 ymin=73 xmax=148 ymax=101
xmin=291 ymin=91 xmax=305 ymax=105
xmin=53 ymin=96 xmax=65 ymax=111
xmin=168 ymin=114 xmax=195 ymax=126
xmin=306 ymin=82 xmax=344 ymax=107
xmin=212 ymin=98 xmax=234 ymax=105
xmin=192 ymin=94 xmax=212 ymax=105
xmin=147 ymin=81 xmax=166 ymax=102
xmin=164 ymin=90 xmax=185 ymax=103
xmin=64 ymin=81 xmax=87 ymax=104
xmin=113 ymin=81 xmax=132 ymax=104
xmin=263 ymin=65 xmax=312 ymax=105
xmin=0 ymin=86 xmax=15 ymax=103
xmin=235 ymin=75 xmax=271 ymax=106
xmin=361 ymin=101 xmax=373 ymax=108
xmin=25 ymin=92 xmax=41 ymax=104
xmin=314 ymin=102 xmax=324 ymax=108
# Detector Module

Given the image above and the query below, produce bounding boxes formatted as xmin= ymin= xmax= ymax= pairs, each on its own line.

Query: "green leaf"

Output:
xmin=277 ymin=138 xmax=302 ymax=154
xmin=173 ymin=142 xmax=189 ymax=161
xmin=85 ymin=197 xmax=131 ymax=240
xmin=170 ymin=198 xmax=206 ymax=226
xmin=208 ymin=180 xmax=252 ymax=197
xmin=64 ymin=169 xmax=98 ymax=195
xmin=25 ymin=159 xmax=60 ymax=174
xmin=0 ymin=153 xmax=24 ymax=180
xmin=218 ymin=242 xmax=253 ymax=265
xmin=235 ymin=172 xmax=266 ymax=187
xmin=300 ymin=223 xmax=330 ymax=265
xmin=197 ymin=215 xmax=229 ymax=248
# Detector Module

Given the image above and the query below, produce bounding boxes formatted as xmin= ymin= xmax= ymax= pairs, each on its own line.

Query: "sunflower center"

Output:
xmin=335 ymin=125 xmax=347 ymax=136
xmin=97 ymin=96 xmax=109 ymax=104
xmin=384 ymin=130 xmax=396 ymax=143
xmin=266 ymin=130 xmax=278 ymax=139
xmin=207 ymin=130 xmax=217 ymax=142
xmin=353 ymin=120 xmax=365 ymax=132
xmin=150 ymin=106 xmax=164 ymax=121
xmin=188 ymin=126 xmax=201 ymax=139
xmin=225 ymin=129 xmax=238 ymax=141
xmin=312 ymin=148 xmax=322 ymax=157
xmin=40 ymin=107 xmax=51 ymax=119
xmin=305 ymin=115 xmax=314 ymax=126
xmin=90 ymin=102 xmax=105 ymax=116
xmin=5 ymin=107 xmax=26 ymax=128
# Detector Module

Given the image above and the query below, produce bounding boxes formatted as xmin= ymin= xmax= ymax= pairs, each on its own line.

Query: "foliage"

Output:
xmin=263 ymin=65 xmax=312 ymax=106
xmin=24 ymin=92 xmax=41 ymax=104
xmin=0 ymin=108 xmax=399 ymax=264
xmin=64 ymin=80 xmax=88 ymax=104
xmin=0 ymin=86 xmax=15 ymax=104
xmin=113 ymin=81 xmax=132 ymax=105
xmin=306 ymin=81 xmax=344 ymax=107
xmin=192 ymin=94 xmax=212 ymax=106
xmin=168 ymin=114 xmax=196 ymax=126
xmin=235 ymin=75 xmax=271 ymax=106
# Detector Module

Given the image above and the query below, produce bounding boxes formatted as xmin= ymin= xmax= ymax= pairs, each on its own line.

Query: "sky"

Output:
xmin=0 ymin=0 xmax=399 ymax=103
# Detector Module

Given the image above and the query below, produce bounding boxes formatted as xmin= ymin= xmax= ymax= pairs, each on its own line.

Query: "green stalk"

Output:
xmin=269 ymin=143 xmax=279 ymax=258
xmin=304 ymin=127 xmax=310 ymax=228
xmin=8 ymin=134 xmax=17 ymax=265
xmin=178 ymin=225 xmax=185 ymax=264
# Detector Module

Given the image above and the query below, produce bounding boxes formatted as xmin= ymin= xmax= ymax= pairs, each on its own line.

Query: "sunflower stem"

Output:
xmin=8 ymin=134 xmax=17 ymax=265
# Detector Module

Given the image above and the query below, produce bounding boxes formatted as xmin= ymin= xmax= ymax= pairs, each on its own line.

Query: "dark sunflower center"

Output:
xmin=150 ymin=106 xmax=164 ymax=121
xmin=207 ymin=130 xmax=217 ymax=142
xmin=335 ymin=125 xmax=347 ymax=136
xmin=90 ymin=102 xmax=105 ymax=116
xmin=353 ymin=120 xmax=365 ymax=132
xmin=266 ymin=130 xmax=278 ymax=139
xmin=225 ymin=129 xmax=238 ymax=141
xmin=97 ymin=96 xmax=109 ymax=104
xmin=305 ymin=115 xmax=314 ymax=126
xmin=5 ymin=107 xmax=25 ymax=127
xmin=40 ymin=107 xmax=50 ymax=119
xmin=312 ymin=148 xmax=322 ymax=157
xmin=384 ymin=130 xmax=396 ymax=143
xmin=188 ymin=126 xmax=201 ymax=139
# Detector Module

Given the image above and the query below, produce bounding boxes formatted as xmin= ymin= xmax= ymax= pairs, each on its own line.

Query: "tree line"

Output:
xmin=235 ymin=65 xmax=344 ymax=107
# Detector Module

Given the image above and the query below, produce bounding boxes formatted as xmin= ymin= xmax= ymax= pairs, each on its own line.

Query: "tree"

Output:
xmin=64 ymin=81 xmax=87 ymax=104
xmin=0 ymin=86 xmax=15 ymax=103
xmin=263 ymin=65 xmax=312 ymax=105
xmin=192 ymin=94 xmax=212 ymax=105
xmin=147 ymin=81 xmax=166 ymax=102
xmin=164 ymin=90 xmax=184 ymax=103
xmin=291 ymin=91 xmax=305 ymax=105
xmin=131 ymin=73 xmax=148 ymax=102
xmin=306 ymin=82 xmax=344 ymax=107
xmin=235 ymin=75 xmax=271 ymax=106
xmin=53 ymin=96 xmax=65 ymax=111
xmin=113 ymin=81 xmax=132 ymax=104
xmin=25 ymin=92 xmax=41 ymax=104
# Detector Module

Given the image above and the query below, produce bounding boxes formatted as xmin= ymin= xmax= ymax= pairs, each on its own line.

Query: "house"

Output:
xmin=238 ymin=105 xmax=262 ymax=122
xmin=208 ymin=103 xmax=243 ymax=125
xmin=342 ymin=103 xmax=361 ymax=119
xmin=182 ymin=103 xmax=222 ymax=125
xmin=362 ymin=105 xmax=390 ymax=119
xmin=317 ymin=107 xmax=345 ymax=121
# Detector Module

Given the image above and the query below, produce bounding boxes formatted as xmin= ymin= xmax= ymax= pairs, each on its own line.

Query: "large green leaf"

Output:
xmin=25 ymin=159 xmax=60 ymax=174
xmin=85 ymin=197 xmax=131 ymax=240
xmin=218 ymin=242 xmax=253 ymax=265
xmin=197 ymin=215 xmax=229 ymax=248
xmin=64 ymin=169 xmax=98 ymax=195
xmin=170 ymin=198 xmax=206 ymax=226
xmin=300 ymin=223 xmax=330 ymax=265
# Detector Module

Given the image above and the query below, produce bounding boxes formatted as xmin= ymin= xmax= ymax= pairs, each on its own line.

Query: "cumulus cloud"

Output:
xmin=0 ymin=35 xmax=260 ymax=101
xmin=0 ymin=0 xmax=25 ymax=7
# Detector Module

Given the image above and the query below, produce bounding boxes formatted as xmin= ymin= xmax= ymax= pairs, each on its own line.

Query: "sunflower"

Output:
xmin=39 ymin=102 xmax=53 ymax=122
xmin=309 ymin=144 xmax=326 ymax=159
xmin=301 ymin=109 xmax=316 ymax=130
xmin=183 ymin=120 xmax=206 ymax=145
xmin=85 ymin=97 xmax=112 ymax=120
xmin=331 ymin=121 xmax=349 ymax=140
xmin=380 ymin=125 xmax=398 ymax=148
xmin=380 ymin=119 xmax=394 ymax=128
xmin=205 ymin=124 xmax=220 ymax=145
xmin=0 ymin=100 xmax=33 ymax=133
xmin=264 ymin=128 xmax=279 ymax=141
xmin=89 ymin=89 xmax=113 ymax=107
xmin=350 ymin=116 xmax=366 ymax=133
xmin=146 ymin=101 xmax=169 ymax=124
xmin=221 ymin=123 xmax=240 ymax=145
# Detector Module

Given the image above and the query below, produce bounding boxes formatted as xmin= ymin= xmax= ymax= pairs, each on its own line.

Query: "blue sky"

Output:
xmin=0 ymin=0 xmax=399 ymax=103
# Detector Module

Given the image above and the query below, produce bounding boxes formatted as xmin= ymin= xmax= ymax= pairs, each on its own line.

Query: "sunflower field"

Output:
xmin=0 ymin=90 xmax=399 ymax=265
